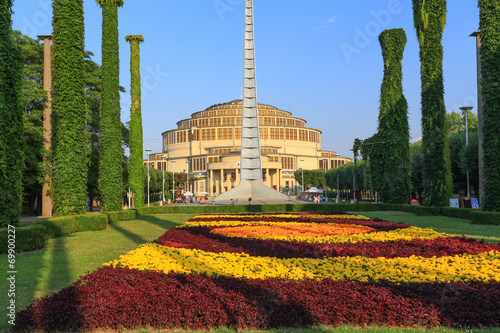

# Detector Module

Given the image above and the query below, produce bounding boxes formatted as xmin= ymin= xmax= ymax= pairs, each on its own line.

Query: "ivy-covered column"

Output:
xmin=125 ymin=35 xmax=145 ymax=208
xmin=478 ymin=0 xmax=500 ymax=211
xmin=51 ymin=0 xmax=88 ymax=216
xmin=97 ymin=0 xmax=124 ymax=211
xmin=377 ymin=29 xmax=411 ymax=204
xmin=412 ymin=0 xmax=452 ymax=206
xmin=0 ymin=0 xmax=24 ymax=226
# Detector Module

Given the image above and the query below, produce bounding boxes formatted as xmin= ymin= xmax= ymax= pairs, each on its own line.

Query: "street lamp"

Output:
xmin=145 ymin=149 xmax=152 ymax=206
xmin=300 ymin=159 xmax=304 ymax=194
xmin=323 ymin=158 xmax=328 ymax=202
xmin=171 ymin=160 xmax=176 ymax=200
xmin=186 ymin=160 xmax=191 ymax=193
xmin=335 ymin=153 xmax=340 ymax=203
xmin=460 ymin=106 xmax=473 ymax=198
xmin=161 ymin=156 xmax=166 ymax=203
xmin=350 ymin=148 xmax=356 ymax=202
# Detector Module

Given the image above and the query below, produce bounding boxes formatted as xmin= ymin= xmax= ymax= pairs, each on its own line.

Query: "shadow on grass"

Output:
xmin=136 ymin=214 xmax=188 ymax=231
xmin=109 ymin=223 xmax=149 ymax=245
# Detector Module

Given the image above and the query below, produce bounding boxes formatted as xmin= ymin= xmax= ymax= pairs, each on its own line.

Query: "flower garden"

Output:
xmin=15 ymin=212 xmax=500 ymax=332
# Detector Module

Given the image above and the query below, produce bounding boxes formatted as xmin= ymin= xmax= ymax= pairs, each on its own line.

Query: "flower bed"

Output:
xmin=15 ymin=212 xmax=500 ymax=332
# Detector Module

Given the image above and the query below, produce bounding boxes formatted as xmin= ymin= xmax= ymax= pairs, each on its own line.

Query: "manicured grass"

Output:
xmin=352 ymin=211 xmax=500 ymax=243
xmin=2 ymin=211 xmax=499 ymax=332
xmin=0 ymin=214 xmax=195 ymax=332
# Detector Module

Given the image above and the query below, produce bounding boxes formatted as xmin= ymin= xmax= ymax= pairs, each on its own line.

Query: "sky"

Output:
xmin=12 ymin=0 xmax=480 ymax=159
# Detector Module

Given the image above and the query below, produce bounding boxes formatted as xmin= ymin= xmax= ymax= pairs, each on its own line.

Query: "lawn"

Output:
xmin=2 ymin=211 xmax=499 ymax=332
xmin=352 ymin=211 xmax=500 ymax=243
xmin=1 ymin=214 xmax=195 ymax=332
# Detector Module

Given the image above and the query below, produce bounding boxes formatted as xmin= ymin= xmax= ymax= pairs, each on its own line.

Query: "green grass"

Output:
xmin=352 ymin=211 xmax=500 ymax=243
xmin=2 ymin=211 xmax=499 ymax=332
xmin=0 ymin=214 xmax=195 ymax=332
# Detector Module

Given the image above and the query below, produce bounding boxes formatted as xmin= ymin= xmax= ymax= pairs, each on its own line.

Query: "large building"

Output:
xmin=145 ymin=99 xmax=351 ymax=196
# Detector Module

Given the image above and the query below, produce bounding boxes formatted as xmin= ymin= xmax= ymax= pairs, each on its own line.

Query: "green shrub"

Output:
xmin=104 ymin=209 xmax=138 ymax=223
xmin=440 ymin=207 xmax=473 ymax=220
xmin=43 ymin=212 xmax=108 ymax=238
xmin=470 ymin=211 xmax=500 ymax=225
xmin=0 ymin=224 xmax=48 ymax=254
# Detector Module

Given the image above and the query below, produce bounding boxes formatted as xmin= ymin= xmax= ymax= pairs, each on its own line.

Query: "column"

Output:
xmin=220 ymin=168 xmax=224 ymax=193
xmin=209 ymin=169 xmax=214 ymax=196
xmin=38 ymin=35 xmax=53 ymax=217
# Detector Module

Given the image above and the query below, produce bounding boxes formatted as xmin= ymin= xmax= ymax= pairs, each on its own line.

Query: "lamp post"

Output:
xmin=300 ymin=159 xmax=304 ymax=194
xmin=145 ymin=149 xmax=152 ymax=206
xmin=323 ymin=158 xmax=328 ymax=202
xmin=335 ymin=153 xmax=340 ymax=203
xmin=186 ymin=160 xmax=190 ymax=193
xmin=171 ymin=160 xmax=176 ymax=200
xmin=460 ymin=106 xmax=473 ymax=198
xmin=350 ymin=148 xmax=356 ymax=202
xmin=161 ymin=156 xmax=166 ymax=203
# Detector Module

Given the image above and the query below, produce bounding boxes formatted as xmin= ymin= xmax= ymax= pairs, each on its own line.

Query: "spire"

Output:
xmin=214 ymin=0 xmax=288 ymax=201
xmin=240 ymin=0 xmax=261 ymax=181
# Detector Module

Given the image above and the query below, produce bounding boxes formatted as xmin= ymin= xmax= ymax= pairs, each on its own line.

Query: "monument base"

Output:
xmin=214 ymin=179 xmax=288 ymax=202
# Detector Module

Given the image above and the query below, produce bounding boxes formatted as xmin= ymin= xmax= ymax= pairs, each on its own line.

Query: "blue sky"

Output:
xmin=12 ymin=1 xmax=480 ymax=158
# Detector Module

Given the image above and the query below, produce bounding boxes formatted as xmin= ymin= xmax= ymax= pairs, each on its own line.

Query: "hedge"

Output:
xmin=43 ymin=212 xmax=108 ymax=238
xmin=0 ymin=224 xmax=47 ymax=254
xmin=103 ymin=209 xmax=138 ymax=223
xmin=470 ymin=211 xmax=500 ymax=225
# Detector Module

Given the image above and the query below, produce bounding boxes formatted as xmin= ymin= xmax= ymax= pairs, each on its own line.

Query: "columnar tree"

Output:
xmin=478 ymin=0 xmax=500 ymax=211
xmin=125 ymin=35 xmax=144 ymax=207
xmin=97 ymin=0 xmax=124 ymax=211
xmin=412 ymin=0 xmax=452 ymax=206
xmin=376 ymin=29 xmax=411 ymax=203
xmin=51 ymin=0 xmax=88 ymax=216
xmin=0 ymin=0 xmax=24 ymax=226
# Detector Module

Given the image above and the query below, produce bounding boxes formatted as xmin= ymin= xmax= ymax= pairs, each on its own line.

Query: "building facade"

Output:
xmin=145 ymin=99 xmax=351 ymax=196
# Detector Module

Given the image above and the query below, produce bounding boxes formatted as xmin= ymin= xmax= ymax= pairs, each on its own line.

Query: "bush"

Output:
xmin=43 ymin=212 xmax=108 ymax=238
xmin=470 ymin=211 xmax=500 ymax=225
xmin=0 ymin=224 xmax=48 ymax=254
xmin=104 ymin=209 xmax=138 ymax=223
xmin=440 ymin=207 xmax=473 ymax=220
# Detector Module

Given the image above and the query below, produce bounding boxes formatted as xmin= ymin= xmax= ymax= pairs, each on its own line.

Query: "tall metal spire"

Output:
xmin=241 ymin=0 xmax=261 ymax=181
xmin=215 ymin=0 xmax=287 ymax=201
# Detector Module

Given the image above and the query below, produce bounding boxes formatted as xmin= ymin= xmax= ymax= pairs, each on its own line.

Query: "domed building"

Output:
xmin=145 ymin=100 xmax=351 ymax=197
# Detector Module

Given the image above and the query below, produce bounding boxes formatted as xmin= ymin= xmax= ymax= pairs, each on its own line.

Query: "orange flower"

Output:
xmin=211 ymin=223 xmax=375 ymax=239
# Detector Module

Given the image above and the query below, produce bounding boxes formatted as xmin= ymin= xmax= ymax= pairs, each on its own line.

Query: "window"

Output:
xmin=260 ymin=128 xmax=268 ymax=140
xmin=235 ymin=128 xmax=241 ymax=140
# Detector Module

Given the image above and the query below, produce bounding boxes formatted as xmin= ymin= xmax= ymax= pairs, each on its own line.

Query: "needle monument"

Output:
xmin=215 ymin=0 xmax=287 ymax=201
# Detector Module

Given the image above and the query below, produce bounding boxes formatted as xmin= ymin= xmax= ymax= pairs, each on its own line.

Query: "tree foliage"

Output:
xmin=0 ymin=1 xmax=24 ymax=226
xmin=446 ymin=110 xmax=478 ymax=137
xmin=448 ymin=131 xmax=479 ymax=195
xmin=293 ymin=169 xmax=325 ymax=189
xmin=410 ymin=141 xmax=424 ymax=200
xmin=412 ymin=0 xmax=452 ymax=207
xmin=11 ymin=31 xmax=45 ymax=216
xmin=126 ymin=35 xmax=144 ymax=208
xmin=51 ymin=0 xmax=88 ymax=216
xmin=478 ymin=0 xmax=500 ymax=211
xmin=374 ymin=29 xmax=411 ymax=204
xmin=97 ymin=0 xmax=123 ymax=211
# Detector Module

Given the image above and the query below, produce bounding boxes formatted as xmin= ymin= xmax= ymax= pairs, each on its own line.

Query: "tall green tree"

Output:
xmin=97 ymin=0 xmax=124 ymax=211
xmin=0 ymin=0 xmax=24 ymax=226
xmin=51 ymin=0 xmax=88 ymax=216
xmin=376 ymin=29 xmax=411 ymax=204
xmin=12 ymin=31 xmax=46 ymax=216
xmin=446 ymin=110 xmax=478 ymax=137
xmin=478 ymin=0 xmax=500 ymax=211
xmin=412 ymin=0 xmax=452 ymax=206
xmin=126 ymin=35 xmax=144 ymax=208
